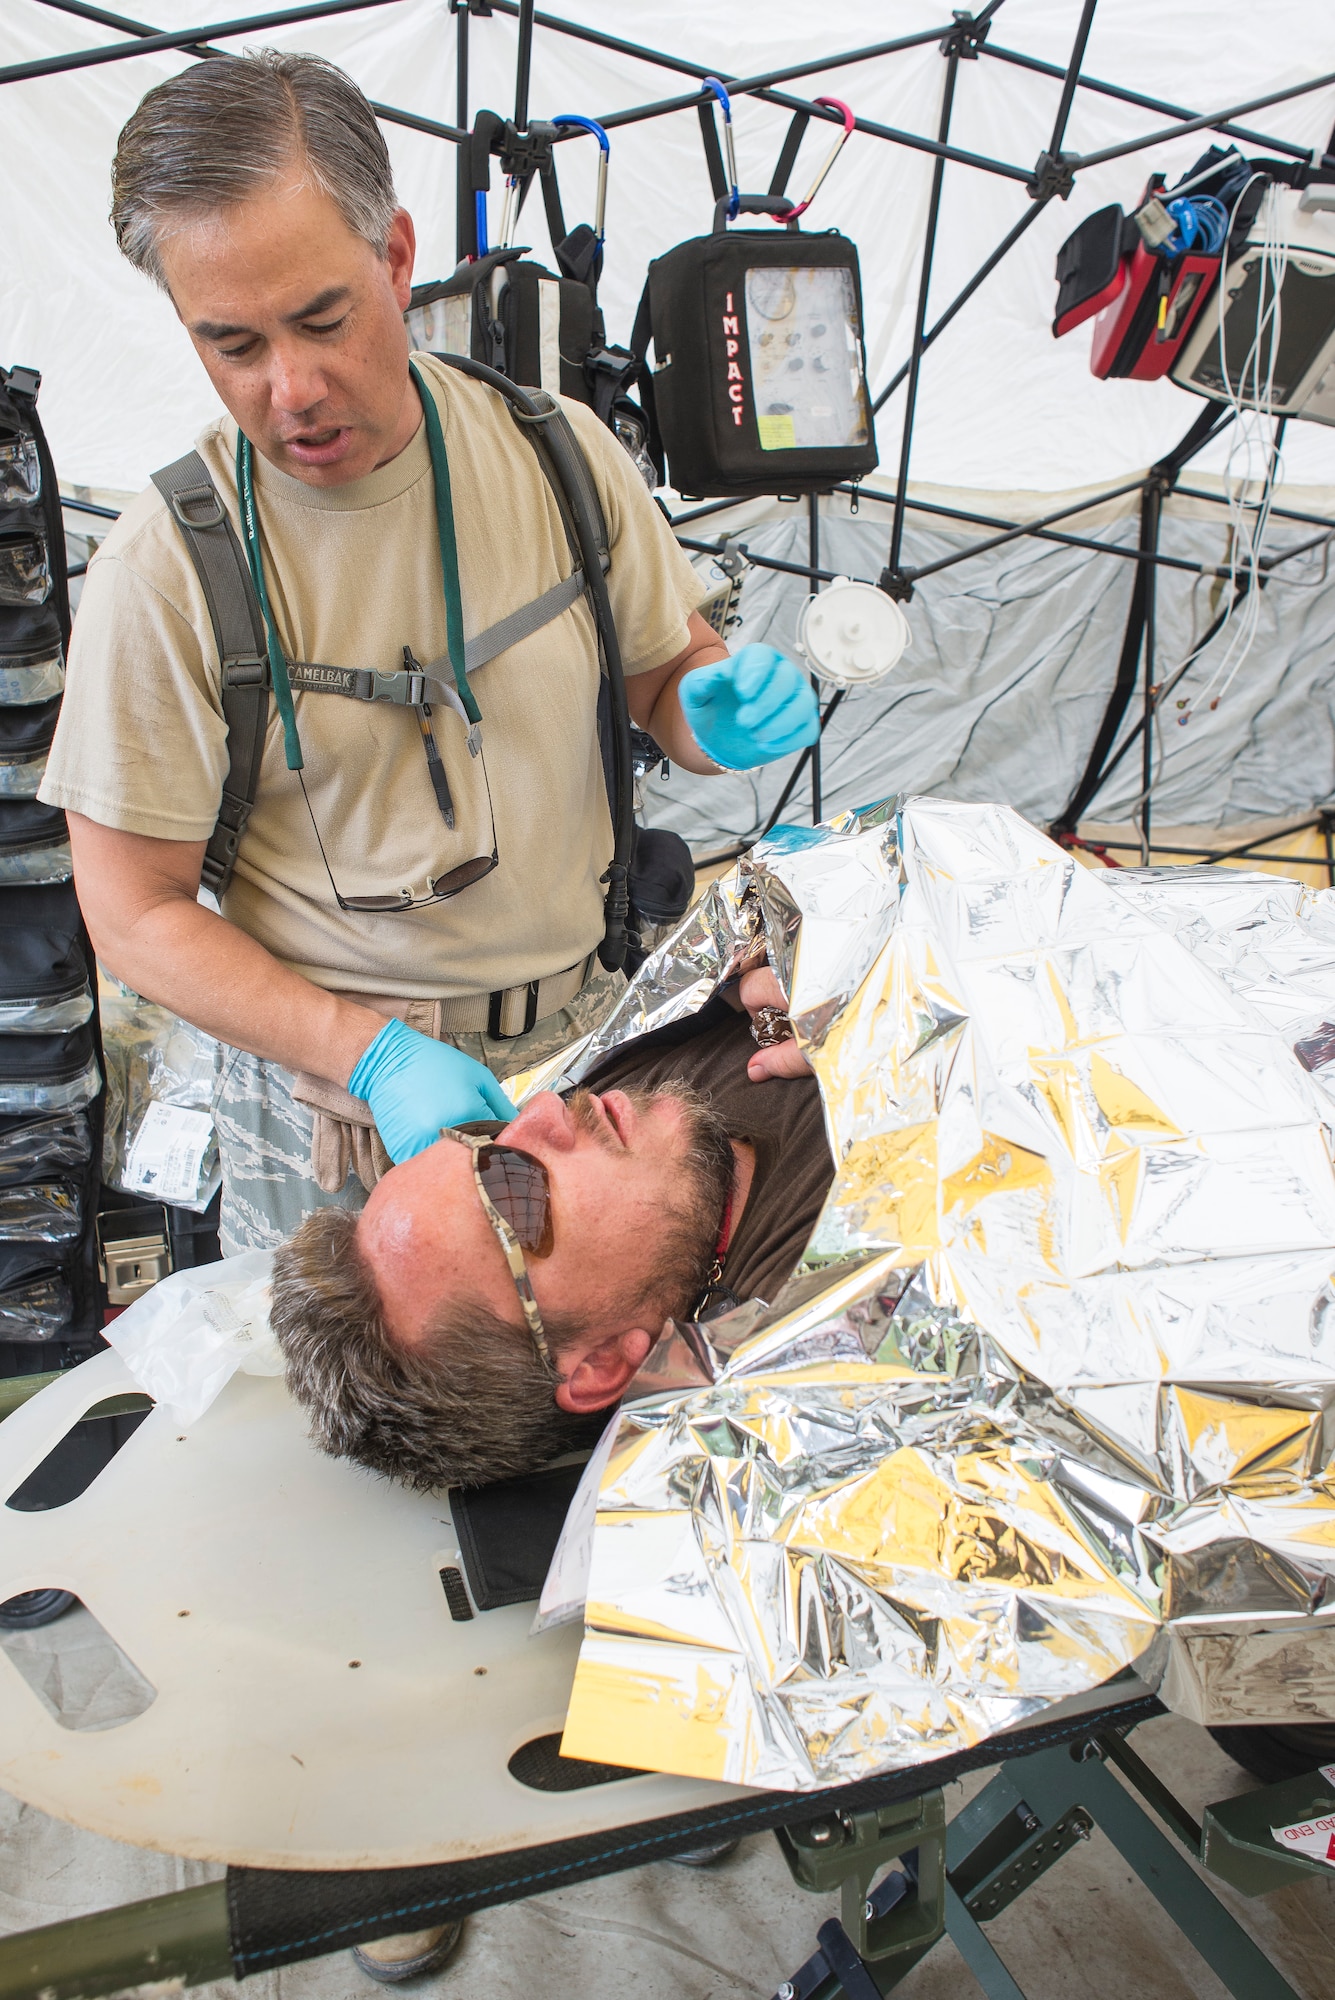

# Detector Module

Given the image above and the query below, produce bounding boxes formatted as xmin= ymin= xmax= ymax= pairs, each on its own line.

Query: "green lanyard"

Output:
xmin=234 ymin=360 xmax=480 ymax=774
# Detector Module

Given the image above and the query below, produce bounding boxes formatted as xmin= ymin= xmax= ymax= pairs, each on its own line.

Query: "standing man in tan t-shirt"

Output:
xmin=41 ymin=51 xmax=821 ymax=1254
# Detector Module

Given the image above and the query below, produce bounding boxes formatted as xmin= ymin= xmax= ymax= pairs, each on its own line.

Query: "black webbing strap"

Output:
xmin=769 ymin=110 xmax=810 ymax=196
xmin=224 ymin=1690 xmax=1165 ymax=1975
xmin=538 ymin=159 xmax=569 ymax=267
xmin=627 ymin=283 xmax=664 ymax=479
xmin=150 ymin=451 xmax=269 ymax=896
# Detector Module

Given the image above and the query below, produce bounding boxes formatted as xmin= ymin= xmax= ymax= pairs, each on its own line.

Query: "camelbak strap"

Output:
xmin=150 ymin=451 xmax=270 ymax=896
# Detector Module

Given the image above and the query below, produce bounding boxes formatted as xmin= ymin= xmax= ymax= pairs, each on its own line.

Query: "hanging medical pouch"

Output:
xmin=0 ymin=1111 xmax=92 ymax=1186
xmin=0 ymin=799 xmax=70 ymax=884
xmin=0 ymin=1243 xmax=72 ymax=1341
xmin=0 ymin=1023 xmax=100 ymax=1115
xmin=1090 ymin=238 xmax=1221 ymax=380
xmin=0 ymin=694 xmax=59 ymax=798
xmin=0 ymin=900 xmax=93 ymax=1031
xmin=642 ymin=198 xmax=877 ymax=498
xmin=408 ymin=251 xmax=601 ymax=404
xmin=1053 ymin=205 xmax=1133 ymax=336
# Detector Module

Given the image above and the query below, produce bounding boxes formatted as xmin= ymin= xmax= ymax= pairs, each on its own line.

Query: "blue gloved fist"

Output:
xmin=348 ymin=1018 xmax=516 ymax=1163
xmin=679 ymin=643 xmax=820 ymax=771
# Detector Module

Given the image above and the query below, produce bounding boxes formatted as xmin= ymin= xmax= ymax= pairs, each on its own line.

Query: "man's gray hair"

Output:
xmin=271 ymin=1208 xmax=588 ymax=1491
xmin=111 ymin=50 xmax=397 ymax=288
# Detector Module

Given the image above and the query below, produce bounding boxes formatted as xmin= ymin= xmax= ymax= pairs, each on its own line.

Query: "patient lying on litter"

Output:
xmin=271 ymin=968 xmax=833 ymax=1490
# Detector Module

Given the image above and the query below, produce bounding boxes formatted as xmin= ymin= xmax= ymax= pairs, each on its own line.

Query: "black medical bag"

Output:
xmin=634 ymin=194 xmax=878 ymax=499
xmin=407 ymin=248 xmax=604 ymax=407
xmin=407 ymin=111 xmax=640 ymax=427
xmin=0 ymin=366 xmax=104 ymax=1365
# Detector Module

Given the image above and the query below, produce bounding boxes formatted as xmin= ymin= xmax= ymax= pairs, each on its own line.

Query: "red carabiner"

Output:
xmin=785 ymin=98 xmax=856 ymax=220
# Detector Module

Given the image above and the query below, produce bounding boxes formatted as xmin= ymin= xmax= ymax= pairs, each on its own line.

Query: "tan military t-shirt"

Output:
xmin=41 ymin=355 xmax=703 ymax=999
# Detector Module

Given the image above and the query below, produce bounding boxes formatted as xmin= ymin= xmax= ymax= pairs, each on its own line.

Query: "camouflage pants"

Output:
xmin=213 ymin=967 xmax=625 ymax=1254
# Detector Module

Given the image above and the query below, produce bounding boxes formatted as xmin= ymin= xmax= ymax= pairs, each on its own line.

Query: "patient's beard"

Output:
xmin=565 ymin=1083 xmax=736 ymax=1322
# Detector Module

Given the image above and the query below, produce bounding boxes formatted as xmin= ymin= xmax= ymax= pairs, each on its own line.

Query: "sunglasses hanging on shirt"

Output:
xmin=233 ymin=362 xmax=496 ymax=912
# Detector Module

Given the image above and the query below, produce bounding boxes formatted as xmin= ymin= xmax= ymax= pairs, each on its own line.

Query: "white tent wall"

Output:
xmin=642 ymin=488 xmax=1335 ymax=848
xmin=5 ymin=0 xmax=1335 ymax=836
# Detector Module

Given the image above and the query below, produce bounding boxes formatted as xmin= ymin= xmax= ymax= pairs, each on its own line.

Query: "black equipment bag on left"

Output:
xmin=407 ymin=112 xmax=641 ymax=430
xmin=634 ymin=194 xmax=878 ymax=499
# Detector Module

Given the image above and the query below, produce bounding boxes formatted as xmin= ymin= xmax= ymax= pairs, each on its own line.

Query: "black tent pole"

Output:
xmin=1138 ymin=480 xmax=1161 ymax=863
xmin=882 ymin=38 xmax=961 ymax=597
xmin=1045 ymin=0 xmax=1099 ymax=159
xmin=513 ymin=0 xmax=534 ymax=130
xmin=27 ymin=0 xmax=466 ymax=140
xmin=453 ymin=0 xmax=472 ymax=260
xmin=981 ymin=38 xmax=1316 ymax=163
xmin=807 ymin=493 xmax=821 ymax=824
xmin=872 ymin=196 xmax=1051 ymax=414
xmin=1051 ymin=403 xmax=1230 ymax=839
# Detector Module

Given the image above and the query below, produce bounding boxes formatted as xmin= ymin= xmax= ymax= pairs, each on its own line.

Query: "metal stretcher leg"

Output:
xmin=770 ymin=1728 xmax=1307 ymax=2000
xmin=1013 ymin=1741 xmax=1303 ymax=2000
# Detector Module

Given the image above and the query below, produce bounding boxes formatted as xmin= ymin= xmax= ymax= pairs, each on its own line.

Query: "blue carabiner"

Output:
xmin=552 ymin=113 xmax=611 ymax=240
xmin=702 ymin=76 xmax=740 ymax=219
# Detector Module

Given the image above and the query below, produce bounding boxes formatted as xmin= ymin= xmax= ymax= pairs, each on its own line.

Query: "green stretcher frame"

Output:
xmin=0 ymin=1375 xmax=1328 ymax=2000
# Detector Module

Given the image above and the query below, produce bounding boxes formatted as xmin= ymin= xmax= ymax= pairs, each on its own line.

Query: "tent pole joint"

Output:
xmin=939 ymin=10 xmax=993 ymax=61
xmin=879 ymin=565 xmax=916 ymax=603
xmin=1027 ymin=150 xmax=1076 ymax=200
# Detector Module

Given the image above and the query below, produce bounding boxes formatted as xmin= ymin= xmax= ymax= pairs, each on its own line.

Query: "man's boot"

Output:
xmin=351 ymin=1923 xmax=463 ymax=1984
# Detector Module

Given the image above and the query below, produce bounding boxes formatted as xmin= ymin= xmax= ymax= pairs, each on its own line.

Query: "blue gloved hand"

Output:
xmin=678 ymin=643 xmax=821 ymax=771
xmin=348 ymin=1018 xmax=516 ymax=1163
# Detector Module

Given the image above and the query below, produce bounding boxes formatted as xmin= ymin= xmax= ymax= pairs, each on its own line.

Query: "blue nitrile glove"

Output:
xmin=348 ymin=1018 xmax=516 ymax=1163
xmin=678 ymin=643 xmax=821 ymax=771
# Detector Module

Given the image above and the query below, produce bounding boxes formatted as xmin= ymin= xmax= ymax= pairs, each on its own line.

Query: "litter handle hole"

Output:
xmin=507 ymin=1733 xmax=647 ymax=1792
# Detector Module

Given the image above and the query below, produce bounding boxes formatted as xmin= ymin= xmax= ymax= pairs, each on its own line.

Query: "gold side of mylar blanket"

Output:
xmin=525 ymin=798 xmax=1335 ymax=1790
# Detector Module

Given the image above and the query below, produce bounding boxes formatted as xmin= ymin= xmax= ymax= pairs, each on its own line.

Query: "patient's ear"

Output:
xmin=554 ymin=1328 xmax=653 ymax=1412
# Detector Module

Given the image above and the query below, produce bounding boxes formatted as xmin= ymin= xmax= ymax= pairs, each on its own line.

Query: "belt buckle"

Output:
xmin=488 ymin=980 xmax=542 ymax=1040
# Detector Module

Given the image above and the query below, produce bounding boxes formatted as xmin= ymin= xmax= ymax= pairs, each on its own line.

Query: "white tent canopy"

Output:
xmin=5 ymin=0 xmax=1335 ymax=838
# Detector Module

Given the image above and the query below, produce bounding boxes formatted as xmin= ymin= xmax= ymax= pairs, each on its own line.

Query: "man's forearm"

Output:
xmin=643 ymin=652 xmax=728 ymax=774
xmin=108 ymin=897 xmax=385 ymax=1084
xmin=71 ymin=820 xmax=387 ymax=1086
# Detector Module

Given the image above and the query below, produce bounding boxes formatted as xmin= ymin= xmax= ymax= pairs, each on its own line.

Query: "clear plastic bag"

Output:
xmin=0 ymin=1270 xmax=71 ymax=1342
xmin=0 ymin=752 xmax=46 ymax=798
xmin=0 ymin=1112 xmax=92 ymax=1188
xmin=0 ymin=985 xmax=93 ymax=1034
xmin=0 ymin=435 xmax=41 ymax=505
xmin=0 ymin=840 xmax=71 ymax=885
xmin=0 ymin=535 xmax=50 ymax=607
xmin=0 ymin=1183 xmax=81 ymax=1244
xmin=0 ymin=650 xmax=63 ymax=705
xmin=0 ymin=1053 xmax=100 ymax=1116
xmin=100 ymin=979 xmax=221 ymax=1213
xmin=104 ymin=1250 xmax=279 ymax=1424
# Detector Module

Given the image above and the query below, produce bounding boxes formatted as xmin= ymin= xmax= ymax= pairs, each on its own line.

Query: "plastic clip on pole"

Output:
xmin=551 ymin=114 xmax=610 ymax=239
xmin=702 ymin=76 xmax=739 ymax=219
xmin=786 ymin=97 xmax=856 ymax=219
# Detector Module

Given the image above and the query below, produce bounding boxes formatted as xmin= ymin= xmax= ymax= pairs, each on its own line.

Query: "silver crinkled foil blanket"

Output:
xmin=517 ymin=798 xmax=1335 ymax=1791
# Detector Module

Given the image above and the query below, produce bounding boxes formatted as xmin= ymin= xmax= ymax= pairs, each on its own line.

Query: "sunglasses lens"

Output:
xmin=432 ymin=853 xmax=497 ymax=897
xmin=476 ymin=1146 xmax=554 ymax=1257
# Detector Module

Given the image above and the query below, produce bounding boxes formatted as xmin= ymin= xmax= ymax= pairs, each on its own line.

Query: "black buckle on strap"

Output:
xmin=488 ymin=981 xmax=541 ymax=1040
xmin=222 ymin=654 xmax=269 ymax=689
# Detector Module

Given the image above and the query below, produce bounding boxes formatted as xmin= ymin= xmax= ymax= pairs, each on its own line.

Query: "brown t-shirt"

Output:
xmin=584 ymin=1005 xmax=834 ymax=1306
